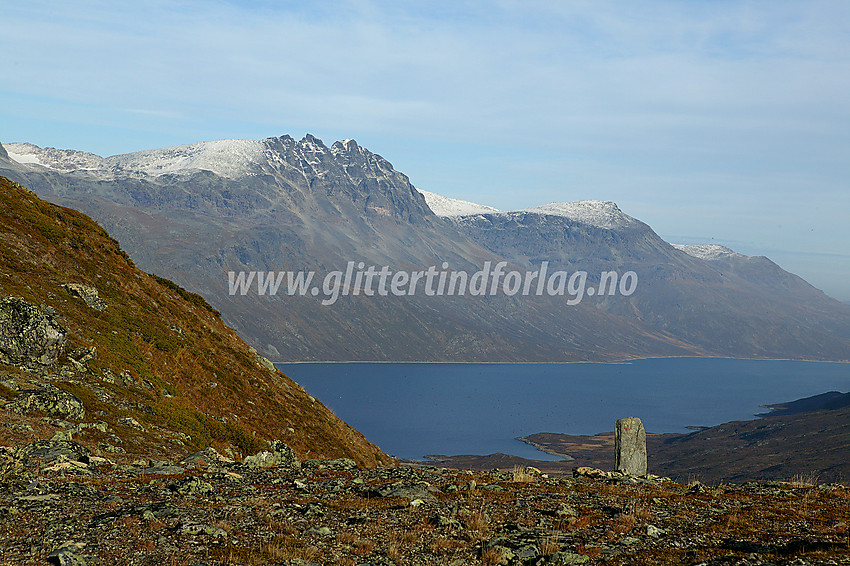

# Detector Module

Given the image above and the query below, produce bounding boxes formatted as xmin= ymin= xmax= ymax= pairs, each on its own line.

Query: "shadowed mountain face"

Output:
xmin=2 ymin=136 xmax=849 ymax=362
xmin=448 ymin=212 xmax=850 ymax=360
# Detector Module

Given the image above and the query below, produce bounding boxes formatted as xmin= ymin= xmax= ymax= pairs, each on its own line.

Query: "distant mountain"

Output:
xmin=419 ymin=189 xmax=501 ymax=216
xmin=2 ymin=136 xmax=849 ymax=362
xmin=442 ymin=201 xmax=850 ymax=360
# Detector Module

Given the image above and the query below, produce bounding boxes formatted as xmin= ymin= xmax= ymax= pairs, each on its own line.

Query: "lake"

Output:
xmin=276 ymin=358 xmax=850 ymax=461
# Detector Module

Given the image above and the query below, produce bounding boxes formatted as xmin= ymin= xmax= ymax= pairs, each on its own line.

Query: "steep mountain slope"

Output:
xmin=2 ymin=137 xmax=848 ymax=362
xmin=0 ymin=175 xmax=390 ymax=466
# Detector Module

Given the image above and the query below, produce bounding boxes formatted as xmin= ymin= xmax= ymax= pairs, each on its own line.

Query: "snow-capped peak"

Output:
xmin=673 ymin=244 xmax=747 ymax=261
xmin=517 ymin=201 xmax=638 ymax=230
xmin=418 ymin=189 xmax=501 ymax=216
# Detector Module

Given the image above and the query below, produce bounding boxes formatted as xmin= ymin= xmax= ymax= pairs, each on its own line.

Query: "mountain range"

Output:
xmin=2 ymin=136 xmax=849 ymax=362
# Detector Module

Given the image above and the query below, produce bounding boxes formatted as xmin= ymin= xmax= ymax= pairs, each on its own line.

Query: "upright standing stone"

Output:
xmin=615 ymin=417 xmax=647 ymax=476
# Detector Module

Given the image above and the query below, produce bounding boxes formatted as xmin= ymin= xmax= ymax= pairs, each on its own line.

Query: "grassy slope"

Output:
xmin=0 ymin=175 xmax=392 ymax=466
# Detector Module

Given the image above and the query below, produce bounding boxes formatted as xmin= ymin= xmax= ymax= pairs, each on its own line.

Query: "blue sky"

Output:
xmin=2 ymin=0 xmax=849 ymax=300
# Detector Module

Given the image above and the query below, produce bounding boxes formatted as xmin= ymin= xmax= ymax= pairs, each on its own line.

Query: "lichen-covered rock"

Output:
xmin=61 ymin=284 xmax=107 ymax=311
xmin=180 ymin=523 xmax=228 ymax=538
xmin=242 ymin=439 xmax=299 ymax=469
xmin=0 ymin=296 xmax=66 ymax=366
xmin=303 ymin=457 xmax=358 ymax=470
xmin=172 ymin=476 xmax=216 ymax=496
xmin=6 ymin=385 xmax=85 ymax=420
xmin=15 ymin=439 xmax=90 ymax=464
xmin=572 ymin=466 xmax=610 ymax=479
xmin=374 ymin=481 xmax=437 ymax=500
xmin=179 ymin=446 xmax=234 ymax=467
xmin=48 ymin=543 xmax=88 ymax=566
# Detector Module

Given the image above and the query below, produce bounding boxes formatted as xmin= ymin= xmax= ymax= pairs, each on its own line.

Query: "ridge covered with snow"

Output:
xmin=516 ymin=201 xmax=638 ymax=230
xmin=2 ymin=135 xmax=396 ymax=181
xmin=673 ymin=244 xmax=748 ymax=261
xmin=6 ymin=138 xmax=637 ymax=231
xmin=5 ymin=143 xmax=106 ymax=172
xmin=418 ymin=189 xmax=501 ymax=216
xmin=4 ymin=139 xmax=267 ymax=179
xmin=109 ymin=139 xmax=266 ymax=178
xmin=419 ymin=189 xmax=638 ymax=230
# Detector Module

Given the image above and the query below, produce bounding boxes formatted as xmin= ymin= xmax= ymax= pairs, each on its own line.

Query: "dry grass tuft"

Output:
xmin=512 ymin=465 xmax=537 ymax=483
xmin=539 ymin=532 xmax=561 ymax=555
xmin=481 ymin=546 xmax=506 ymax=566
xmin=790 ymin=471 xmax=820 ymax=487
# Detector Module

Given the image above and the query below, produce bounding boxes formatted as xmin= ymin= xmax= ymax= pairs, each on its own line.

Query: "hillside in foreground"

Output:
xmin=0 ymin=175 xmax=390 ymax=467
xmin=1 ymin=453 xmax=848 ymax=565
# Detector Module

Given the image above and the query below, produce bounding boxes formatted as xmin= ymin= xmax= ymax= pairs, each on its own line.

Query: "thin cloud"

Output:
xmin=1 ymin=0 xmax=848 ymax=298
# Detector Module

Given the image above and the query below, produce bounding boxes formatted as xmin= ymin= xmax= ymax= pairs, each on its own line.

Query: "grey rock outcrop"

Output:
xmin=6 ymin=385 xmax=85 ymax=420
xmin=16 ymin=439 xmax=90 ymax=464
xmin=179 ymin=446 xmax=234 ymax=467
xmin=615 ymin=417 xmax=647 ymax=476
xmin=61 ymin=284 xmax=107 ymax=311
xmin=374 ymin=481 xmax=438 ymax=500
xmin=0 ymin=296 xmax=66 ymax=366
xmin=48 ymin=544 xmax=88 ymax=566
xmin=242 ymin=440 xmax=299 ymax=469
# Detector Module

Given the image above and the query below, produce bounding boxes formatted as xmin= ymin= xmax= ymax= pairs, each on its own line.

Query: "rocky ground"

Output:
xmin=1 ymin=439 xmax=849 ymax=566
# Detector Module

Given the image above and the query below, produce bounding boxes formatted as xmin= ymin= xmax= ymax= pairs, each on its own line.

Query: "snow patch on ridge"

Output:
xmin=107 ymin=139 xmax=265 ymax=178
xmin=673 ymin=244 xmax=747 ymax=261
xmin=417 ymin=189 xmax=639 ymax=230
xmin=5 ymin=142 xmax=105 ymax=171
xmin=6 ymin=151 xmax=43 ymax=166
xmin=518 ymin=201 xmax=638 ymax=230
xmin=418 ymin=189 xmax=501 ymax=216
xmin=4 ymin=139 xmax=268 ymax=179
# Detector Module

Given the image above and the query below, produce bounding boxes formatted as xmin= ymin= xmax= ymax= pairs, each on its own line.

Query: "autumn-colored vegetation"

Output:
xmin=0 ymin=175 xmax=392 ymax=466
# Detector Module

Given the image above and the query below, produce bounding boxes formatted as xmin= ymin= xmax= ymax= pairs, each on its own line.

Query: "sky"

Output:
xmin=1 ymin=0 xmax=849 ymax=301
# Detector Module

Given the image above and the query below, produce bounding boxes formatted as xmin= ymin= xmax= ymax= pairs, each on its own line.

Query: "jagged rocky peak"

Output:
xmin=300 ymin=133 xmax=327 ymax=151
xmin=0 ymin=142 xmax=9 ymax=160
xmin=673 ymin=244 xmax=748 ymax=261
xmin=331 ymin=138 xmax=360 ymax=153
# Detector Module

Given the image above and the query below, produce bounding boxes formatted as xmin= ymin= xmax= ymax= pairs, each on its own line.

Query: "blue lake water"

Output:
xmin=276 ymin=358 xmax=850 ymax=461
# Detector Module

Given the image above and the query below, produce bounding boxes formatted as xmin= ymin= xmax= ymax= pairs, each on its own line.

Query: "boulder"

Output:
xmin=16 ymin=439 xmax=90 ymax=464
xmin=572 ymin=466 xmax=610 ymax=479
xmin=242 ymin=440 xmax=299 ymax=469
xmin=179 ymin=446 xmax=234 ymax=467
xmin=6 ymin=385 xmax=85 ymax=420
xmin=61 ymin=284 xmax=107 ymax=311
xmin=0 ymin=296 xmax=66 ymax=366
